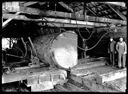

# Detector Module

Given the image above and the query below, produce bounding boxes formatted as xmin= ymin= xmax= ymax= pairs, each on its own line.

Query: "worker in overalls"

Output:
xmin=116 ymin=37 xmax=127 ymax=68
xmin=108 ymin=38 xmax=116 ymax=66
xmin=82 ymin=39 xmax=87 ymax=58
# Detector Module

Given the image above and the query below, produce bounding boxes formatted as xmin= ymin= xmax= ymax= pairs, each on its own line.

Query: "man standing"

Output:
xmin=108 ymin=38 xmax=116 ymax=66
xmin=82 ymin=39 xmax=88 ymax=59
xmin=116 ymin=37 xmax=127 ymax=68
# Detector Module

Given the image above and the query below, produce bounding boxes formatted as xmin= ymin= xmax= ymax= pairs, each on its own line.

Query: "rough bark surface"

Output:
xmin=33 ymin=31 xmax=78 ymax=69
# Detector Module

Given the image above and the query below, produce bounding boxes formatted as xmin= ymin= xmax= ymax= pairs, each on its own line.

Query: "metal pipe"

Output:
xmin=6 ymin=54 xmax=23 ymax=58
xmin=21 ymin=37 xmax=27 ymax=57
xmin=28 ymin=37 xmax=37 ymax=56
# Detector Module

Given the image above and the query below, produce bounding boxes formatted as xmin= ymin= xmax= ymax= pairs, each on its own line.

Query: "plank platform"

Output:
xmin=2 ymin=58 xmax=126 ymax=92
xmin=96 ymin=68 xmax=126 ymax=84
xmin=70 ymin=62 xmax=126 ymax=92
xmin=103 ymin=77 xmax=126 ymax=92
xmin=2 ymin=67 xmax=67 ymax=84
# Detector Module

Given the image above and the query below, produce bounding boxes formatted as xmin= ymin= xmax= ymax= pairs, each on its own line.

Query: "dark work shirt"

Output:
xmin=109 ymin=41 xmax=116 ymax=52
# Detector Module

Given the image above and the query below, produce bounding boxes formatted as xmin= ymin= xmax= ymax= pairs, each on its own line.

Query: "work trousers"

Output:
xmin=83 ymin=51 xmax=86 ymax=58
xmin=110 ymin=52 xmax=115 ymax=66
xmin=118 ymin=53 xmax=126 ymax=68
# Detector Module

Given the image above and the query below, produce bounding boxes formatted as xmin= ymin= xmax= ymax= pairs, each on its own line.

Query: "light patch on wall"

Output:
xmin=2 ymin=38 xmax=10 ymax=50
xmin=2 ymin=38 xmax=17 ymax=50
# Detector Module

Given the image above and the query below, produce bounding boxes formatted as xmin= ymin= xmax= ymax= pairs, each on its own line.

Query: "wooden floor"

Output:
xmin=2 ymin=57 xmax=127 ymax=92
xmin=45 ymin=58 xmax=126 ymax=92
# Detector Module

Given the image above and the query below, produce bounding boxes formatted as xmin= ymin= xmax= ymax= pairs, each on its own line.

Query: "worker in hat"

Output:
xmin=116 ymin=37 xmax=127 ymax=68
xmin=108 ymin=38 xmax=116 ymax=66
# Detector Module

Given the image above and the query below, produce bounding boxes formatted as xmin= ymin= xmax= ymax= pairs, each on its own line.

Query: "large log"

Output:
xmin=33 ymin=31 xmax=78 ymax=69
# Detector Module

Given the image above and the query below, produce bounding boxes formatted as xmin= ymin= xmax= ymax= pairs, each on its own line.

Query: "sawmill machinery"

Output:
xmin=2 ymin=30 xmax=78 ymax=72
xmin=2 ymin=1 xmax=127 ymax=92
xmin=2 ymin=27 xmax=78 ymax=91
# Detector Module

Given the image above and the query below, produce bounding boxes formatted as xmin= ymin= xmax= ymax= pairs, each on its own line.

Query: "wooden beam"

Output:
xmin=39 ymin=2 xmax=46 ymax=6
xmin=23 ymin=2 xmax=38 ymax=7
xmin=46 ymin=22 xmax=93 ymax=28
xmin=3 ymin=13 xmax=42 ymax=21
xmin=58 ymin=2 xmax=73 ymax=12
xmin=108 ymin=4 xmax=126 ymax=21
xmin=86 ymin=7 xmax=97 ymax=16
xmin=3 ymin=6 xmax=126 ymax=25
xmin=70 ymin=75 xmax=121 ymax=92
xmin=43 ymin=17 xmax=107 ymax=27
xmin=96 ymin=26 xmax=126 ymax=30
xmin=96 ymin=68 xmax=126 ymax=84
xmin=104 ymin=2 xmax=126 ymax=7
xmin=3 ymin=13 xmax=107 ymax=27
xmin=83 ymin=2 xmax=86 ymax=20
xmin=2 ymin=12 xmax=20 ymax=28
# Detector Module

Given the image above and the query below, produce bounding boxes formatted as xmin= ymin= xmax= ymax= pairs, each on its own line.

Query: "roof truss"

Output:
xmin=58 ymin=2 xmax=73 ymax=12
xmin=23 ymin=2 xmax=38 ymax=7
xmin=107 ymin=4 xmax=126 ymax=21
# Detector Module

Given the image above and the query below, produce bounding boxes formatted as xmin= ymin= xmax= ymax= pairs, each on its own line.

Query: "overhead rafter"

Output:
xmin=38 ymin=2 xmax=46 ymax=6
xmin=58 ymin=2 xmax=73 ymax=12
xmin=3 ymin=14 xmax=42 ymax=21
xmin=43 ymin=17 xmax=107 ymax=27
xmin=46 ymin=22 xmax=93 ymax=28
xmin=96 ymin=25 xmax=126 ymax=30
xmin=2 ymin=5 xmax=126 ymax=25
xmin=23 ymin=2 xmax=38 ymax=7
xmin=3 ymin=13 xmax=107 ymax=27
xmin=108 ymin=4 xmax=126 ymax=21
xmin=2 ymin=12 xmax=20 ymax=28
xmin=86 ymin=7 xmax=97 ymax=16
xmin=104 ymin=2 xmax=126 ymax=7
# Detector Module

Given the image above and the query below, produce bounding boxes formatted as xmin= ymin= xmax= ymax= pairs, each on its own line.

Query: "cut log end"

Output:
xmin=54 ymin=47 xmax=77 ymax=69
xmin=33 ymin=31 xmax=78 ymax=69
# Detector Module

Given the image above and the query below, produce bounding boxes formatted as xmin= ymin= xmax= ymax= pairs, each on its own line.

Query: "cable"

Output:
xmin=85 ymin=27 xmax=90 ymax=34
xmin=5 ymin=46 xmax=24 ymax=60
xmin=77 ymin=31 xmax=109 ymax=51
xmin=74 ymin=10 xmax=110 ymax=52
xmin=74 ymin=16 xmax=95 ymax=41
xmin=6 ymin=54 xmax=23 ymax=58
xmin=86 ymin=29 xmax=95 ymax=41
xmin=15 ymin=46 xmax=24 ymax=57
xmin=75 ymin=24 xmax=87 ymax=40
xmin=27 ymin=43 xmax=33 ymax=56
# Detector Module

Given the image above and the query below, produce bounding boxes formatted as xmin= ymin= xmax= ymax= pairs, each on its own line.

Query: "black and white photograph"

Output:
xmin=2 ymin=1 xmax=127 ymax=92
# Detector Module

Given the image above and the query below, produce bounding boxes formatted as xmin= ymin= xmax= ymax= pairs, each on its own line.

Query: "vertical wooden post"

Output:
xmin=83 ymin=2 xmax=87 ymax=21
xmin=82 ymin=39 xmax=87 ymax=59
xmin=9 ymin=38 xmax=12 ymax=48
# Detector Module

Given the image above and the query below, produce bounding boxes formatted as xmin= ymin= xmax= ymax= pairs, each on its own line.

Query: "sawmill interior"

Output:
xmin=2 ymin=1 xmax=127 ymax=92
